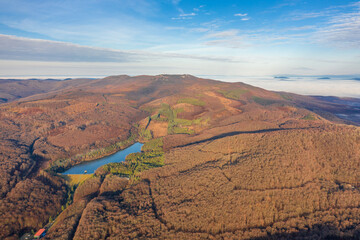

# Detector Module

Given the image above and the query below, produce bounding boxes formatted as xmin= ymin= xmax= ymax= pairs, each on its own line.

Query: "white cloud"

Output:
xmin=205 ymin=30 xmax=239 ymax=38
xmin=204 ymin=30 xmax=248 ymax=48
xmin=0 ymin=0 xmax=169 ymax=50
xmin=272 ymin=0 xmax=300 ymax=9
xmin=0 ymin=34 xmax=239 ymax=63
xmin=172 ymin=0 xmax=181 ymax=5
xmin=234 ymin=13 xmax=247 ymax=17
xmin=286 ymin=25 xmax=315 ymax=31
xmin=189 ymin=28 xmax=209 ymax=33
xmin=234 ymin=13 xmax=250 ymax=20
xmin=237 ymin=76 xmax=360 ymax=98
xmin=315 ymin=3 xmax=360 ymax=47
xmin=172 ymin=12 xmax=197 ymax=20
xmin=290 ymin=11 xmax=332 ymax=21
xmin=0 ymin=34 xmax=135 ymax=62
xmin=164 ymin=27 xmax=209 ymax=33
xmin=180 ymin=12 xmax=196 ymax=17
xmin=193 ymin=5 xmax=205 ymax=12
xmin=204 ymin=39 xmax=246 ymax=48
xmin=164 ymin=26 xmax=185 ymax=30
xmin=317 ymin=14 xmax=360 ymax=47
xmin=171 ymin=16 xmax=193 ymax=20
xmin=273 ymin=1 xmax=360 ymax=48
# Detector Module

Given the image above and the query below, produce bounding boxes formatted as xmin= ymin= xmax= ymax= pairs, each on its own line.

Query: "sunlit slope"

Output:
xmin=57 ymin=124 xmax=360 ymax=239
xmin=0 ymin=74 xmax=358 ymax=239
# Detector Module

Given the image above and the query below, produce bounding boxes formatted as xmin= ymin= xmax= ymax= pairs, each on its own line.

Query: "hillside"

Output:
xmin=0 ymin=75 xmax=359 ymax=239
xmin=0 ymin=78 xmax=97 ymax=103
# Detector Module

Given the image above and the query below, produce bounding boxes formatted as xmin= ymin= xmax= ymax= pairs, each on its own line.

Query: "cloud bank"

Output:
xmin=0 ymin=34 xmax=135 ymax=62
xmin=0 ymin=34 xmax=240 ymax=63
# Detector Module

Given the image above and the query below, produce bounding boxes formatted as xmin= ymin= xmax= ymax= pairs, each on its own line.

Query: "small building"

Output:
xmin=34 ymin=228 xmax=46 ymax=239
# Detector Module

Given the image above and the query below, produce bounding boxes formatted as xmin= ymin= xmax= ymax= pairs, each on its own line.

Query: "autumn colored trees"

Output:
xmin=0 ymin=75 xmax=359 ymax=239
xmin=46 ymin=122 xmax=360 ymax=239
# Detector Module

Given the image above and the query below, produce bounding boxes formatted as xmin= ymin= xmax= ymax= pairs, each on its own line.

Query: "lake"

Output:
xmin=62 ymin=142 xmax=143 ymax=174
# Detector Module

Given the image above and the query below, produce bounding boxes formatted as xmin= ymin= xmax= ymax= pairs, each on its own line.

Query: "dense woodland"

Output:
xmin=0 ymin=75 xmax=359 ymax=239
xmin=46 ymin=123 xmax=360 ymax=240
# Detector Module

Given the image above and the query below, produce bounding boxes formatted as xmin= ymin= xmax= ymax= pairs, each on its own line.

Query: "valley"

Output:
xmin=0 ymin=75 xmax=359 ymax=239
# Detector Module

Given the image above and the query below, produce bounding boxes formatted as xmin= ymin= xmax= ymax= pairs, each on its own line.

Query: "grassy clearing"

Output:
xmin=173 ymin=118 xmax=193 ymax=126
xmin=252 ymin=96 xmax=279 ymax=106
xmin=301 ymin=114 xmax=316 ymax=120
xmin=141 ymin=138 xmax=163 ymax=152
xmin=218 ymin=89 xmax=248 ymax=100
xmin=177 ymin=97 xmax=205 ymax=106
xmin=279 ymin=93 xmax=293 ymax=101
xmin=138 ymin=125 xmax=152 ymax=141
xmin=102 ymin=138 xmax=164 ymax=179
xmin=64 ymin=174 xmax=94 ymax=186
xmin=171 ymin=126 xmax=195 ymax=134
xmin=150 ymin=103 xmax=196 ymax=135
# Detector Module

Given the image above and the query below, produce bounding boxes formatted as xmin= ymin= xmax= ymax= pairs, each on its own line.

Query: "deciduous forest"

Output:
xmin=0 ymin=75 xmax=359 ymax=239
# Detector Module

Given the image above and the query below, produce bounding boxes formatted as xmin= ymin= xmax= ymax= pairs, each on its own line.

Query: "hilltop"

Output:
xmin=0 ymin=75 xmax=359 ymax=239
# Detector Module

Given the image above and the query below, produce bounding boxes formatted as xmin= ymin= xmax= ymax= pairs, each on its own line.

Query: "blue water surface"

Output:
xmin=62 ymin=142 xmax=143 ymax=174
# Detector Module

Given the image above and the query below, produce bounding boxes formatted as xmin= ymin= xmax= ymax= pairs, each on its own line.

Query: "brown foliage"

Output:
xmin=55 ymin=123 xmax=360 ymax=239
xmin=99 ymin=175 xmax=128 ymax=195
xmin=0 ymin=75 xmax=359 ymax=239
xmin=73 ymin=176 xmax=102 ymax=202
xmin=44 ymin=199 xmax=89 ymax=240
xmin=0 ymin=174 xmax=67 ymax=239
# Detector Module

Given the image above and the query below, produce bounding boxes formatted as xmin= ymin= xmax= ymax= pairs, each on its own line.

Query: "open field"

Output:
xmin=64 ymin=174 xmax=94 ymax=186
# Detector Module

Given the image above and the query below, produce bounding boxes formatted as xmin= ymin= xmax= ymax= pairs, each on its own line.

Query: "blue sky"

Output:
xmin=0 ymin=0 xmax=360 ymax=81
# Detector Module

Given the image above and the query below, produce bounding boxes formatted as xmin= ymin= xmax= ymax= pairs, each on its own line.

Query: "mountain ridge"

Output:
xmin=0 ymin=75 xmax=359 ymax=239
xmin=1 ymin=75 xmax=358 ymax=126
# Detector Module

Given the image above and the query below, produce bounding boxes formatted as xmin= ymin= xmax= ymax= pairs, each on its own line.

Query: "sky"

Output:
xmin=0 ymin=0 xmax=359 ymax=96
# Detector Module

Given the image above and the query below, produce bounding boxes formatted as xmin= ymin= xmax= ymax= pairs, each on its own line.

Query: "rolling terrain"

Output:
xmin=0 ymin=75 xmax=359 ymax=239
xmin=0 ymin=78 xmax=96 ymax=103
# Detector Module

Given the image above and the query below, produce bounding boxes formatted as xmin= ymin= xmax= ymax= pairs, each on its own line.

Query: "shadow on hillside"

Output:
xmin=247 ymin=223 xmax=360 ymax=240
xmin=176 ymin=127 xmax=315 ymax=148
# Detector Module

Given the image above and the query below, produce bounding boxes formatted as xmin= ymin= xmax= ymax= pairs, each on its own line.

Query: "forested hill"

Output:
xmin=0 ymin=75 xmax=359 ymax=239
